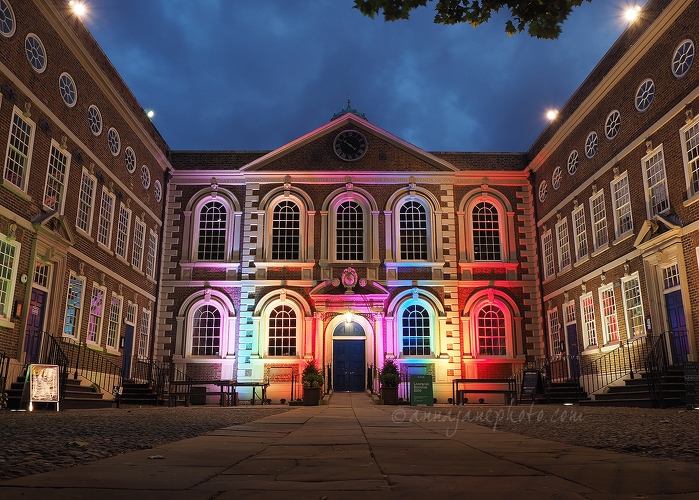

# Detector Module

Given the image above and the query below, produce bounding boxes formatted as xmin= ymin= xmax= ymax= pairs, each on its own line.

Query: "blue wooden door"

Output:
xmin=566 ymin=324 xmax=580 ymax=378
xmin=665 ymin=290 xmax=688 ymax=364
xmin=122 ymin=324 xmax=135 ymax=379
xmin=24 ymin=288 xmax=46 ymax=364
xmin=333 ymin=339 xmax=365 ymax=392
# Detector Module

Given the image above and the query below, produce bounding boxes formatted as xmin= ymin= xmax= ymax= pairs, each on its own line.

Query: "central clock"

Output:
xmin=333 ymin=130 xmax=367 ymax=161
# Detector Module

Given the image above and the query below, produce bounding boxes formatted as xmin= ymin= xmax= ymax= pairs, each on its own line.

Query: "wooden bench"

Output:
xmin=452 ymin=378 xmax=518 ymax=405
xmin=168 ymin=380 xmax=269 ymax=407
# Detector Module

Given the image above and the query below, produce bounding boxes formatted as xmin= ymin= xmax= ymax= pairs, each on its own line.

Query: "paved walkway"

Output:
xmin=2 ymin=392 xmax=698 ymax=499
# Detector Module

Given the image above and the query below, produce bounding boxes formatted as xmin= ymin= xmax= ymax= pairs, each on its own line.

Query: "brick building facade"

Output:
xmin=1 ymin=0 xmax=697 ymax=404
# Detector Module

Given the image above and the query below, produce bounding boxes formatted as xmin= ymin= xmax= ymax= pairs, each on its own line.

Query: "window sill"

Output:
xmin=180 ymin=262 xmax=240 ymax=271
xmin=131 ymin=265 xmax=144 ymax=274
xmin=0 ymin=317 xmax=15 ymax=329
xmin=97 ymin=242 xmax=114 ymax=256
xmin=573 ymin=255 xmax=589 ymax=267
xmin=581 ymin=346 xmax=600 ymax=355
xmin=612 ymin=232 xmax=634 ymax=246
xmin=557 ymin=265 xmax=571 ymax=277
xmin=590 ymin=244 xmax=609 ymax=258
xmin=683 ymin=191 xmax=699 ymax=208
xmin=115 ymin=253 xmax=128 ymax=265
xmin=542 ymin=275 xmax=556 ymax=285
xmin=76 ymin=228 xmax=94 ymax=242
xmin=600 ymin=341 xmax=621 ymax=353
xmin=1 ymin=179 xmax=32 ymax=202
xmin=386 ymin=261 xmax=444 ymax=269
xmin=85 ymin=342 xmax=103 ymax=351
xmin=105 ymin=347 xmax=119 ymax=355
xmin=459 ymin=261 xmax=519 ymax=271
xmin=254 ymin=261 xmax=314 ymax=270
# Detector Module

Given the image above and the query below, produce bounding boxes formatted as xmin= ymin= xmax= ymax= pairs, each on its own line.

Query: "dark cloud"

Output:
xmin=86 ymin=0 xmax=641 ymax=153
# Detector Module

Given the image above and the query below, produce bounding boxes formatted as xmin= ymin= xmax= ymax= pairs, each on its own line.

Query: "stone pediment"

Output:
xmin=31 ymin=211 xmax=75 ymax=247
xmin=241 ymin=113 xmax=458 ymax=173
xmin=633 ymin=213 xmax=682 ymax=250
xmin=310 ymin=275 xmax=389 ymax=314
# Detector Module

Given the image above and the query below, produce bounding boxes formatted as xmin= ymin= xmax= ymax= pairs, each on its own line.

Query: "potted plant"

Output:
xmin=380 ymin=359 xmax=400 ymax=405
xmin=302 ymin=360 xmax=324 ymax=406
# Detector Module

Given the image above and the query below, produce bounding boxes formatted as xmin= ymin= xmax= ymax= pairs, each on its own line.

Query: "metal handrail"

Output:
xmin=578 ymin=335 xmax=651 ymax=395
xmin=59 ymin=337 xmax=122 ymax=397
xmin=0 ymin=351 xmax=10 ymax=408
xmin=24 ymin=331 xmax=70 ymax=401
xmin=644 ymin=330 xmax=690 ymax=407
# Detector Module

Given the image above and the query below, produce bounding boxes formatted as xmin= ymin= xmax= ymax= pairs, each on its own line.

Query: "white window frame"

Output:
xmin=572 ymin=204 xmax=588 ymax=263
xmin=541 ymin=228 xmax=555 ymax=280
xmin=138 ymin=308 xmax=151 ymax=359
xmin=189 ymin=303 xmax=224 ymax=357
xmin=63 ymin=272 xmax=85 ymax=339
xmin=146 ymin=228 xmax=158 ymax=279
xmin=611 ymin=171 xmax=633 ymax=239
xmin=42 ymin=140 xmax=71 ymax=214
xmin=330 ymin=195 xmax=370 ymax=264
xmin=641 ymin=145 xmax=670 ymax=219
xmin=555 ymin=217 xmax=571 ymax=273
xmin=680 ymin=119 xmax=699 ymax=202
xmin=266 ymin=196 xmax=306 ymax=262
xmin=76 ymin=167 xmax=97 ymax=237
xmin=396 ymin=198 xmax=432 ymax=262
xmin=470 ymin=200 xmax=504 ymax=262
xmin=580 ymin=292 xmax=598 ymax=349
xmin=86 ymin=283 xmax=106 ymax=345
xmin=106 ymin=293 xmax=123 ymax=351
xmin=132 ymin=217 xmax=145 ymax=271
xmin=97 ymin=187 xmax=115 ymax=250
xmin=598 ymin=284 xmax=619 ymax=345
xmin=621 ymin=273 xmax=645 ymax=339
xmin=547 ymin=307 xmax=563 ymax=356
xmin=0 ymin=232 xmax=20 ymax=323
xmin=3 ymin=106 xmax=35 ymax=193
xmin=589 ymin=189 xmax=608 ymax=251
xmin=115 ymin=202 xmax=132 ymax=261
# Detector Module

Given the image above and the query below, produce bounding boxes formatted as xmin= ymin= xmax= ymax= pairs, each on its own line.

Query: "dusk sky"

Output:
xmin=83 ymin=1 xmax=647 ymax=154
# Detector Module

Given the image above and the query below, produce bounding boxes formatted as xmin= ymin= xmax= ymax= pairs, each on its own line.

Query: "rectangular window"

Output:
xmin=0 ymin=234 xmax=20 ymax=319
xmin=146 ymin=228 xmax=158 ymax=279
xmin=622 ymin=274 xmax=645 ymax=338
xmin=611 ymin=172 xmax=633 ymax=238
xmin=590 ymin=190 xmax=608 ymax=250
xmin=572 ymin=205 xmax=588 ymax=262
xmin=107 ymin=294 xmax=122 ymax=350
xmin=97 ymin=188 xmax=115 ymax=248
xmin=115 ymin=203 xmax=132 ymax=260
xmin=87 ymin=284 xmax=106 ymax=344
xmin=3 ymin=109 xmax=35 ymax=191
xmin=681 ymin=120 xmax=699 ymax=197
xmin=76 ymin=168 xmax=96 ymax=235
xmin=662 ymin=263 xmax=680 ymax=290
xmin=599 ymin=285 xmax=619 ymax=344
xmin=138 ymin=309 xmax=151 ymax=359
xmin=125 ymin=302 xmax=137 ymax=326
xmin=43 ymin=142 xmax=70 ymax=213
xmin=547 ymin=308 xmax=563 ymax=356
xmin=541 ymin=229 xmax=555 ymax=280
xmin=132 ymin=218 xmax=145 ymax=270
xmin=564 ymin=301 xmax=576 ymax=325
xmin=555 ymin=217 xmax=571 ymax=272
xmin=64 ymin=273 xmax=85 ymax=338
xmin=642 ymin=146 xmax=670 ymax=217
xmin=581 ymin=293 xmax=597 ymax=348
xmin=33 ymin=262 xmax=51 ymax=289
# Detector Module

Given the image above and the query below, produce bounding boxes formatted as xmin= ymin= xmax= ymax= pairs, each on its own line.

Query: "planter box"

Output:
xmin=381 ymin=386 xmax=399 ymax=405
xmin=303 ymin=386 xmax=322 ymax=406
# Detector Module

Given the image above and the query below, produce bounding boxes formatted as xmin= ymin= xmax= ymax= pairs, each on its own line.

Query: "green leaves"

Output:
xmin=353 ymin=0 xmax=593 ymax=39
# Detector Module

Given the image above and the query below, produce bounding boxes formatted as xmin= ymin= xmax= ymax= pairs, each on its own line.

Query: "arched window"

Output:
xmin=472 ymin=202 xmax=501 ymax=261
xmin=272 ymin=200 xmax=300 ymax=260
xmin=191 ymin=305 xmax=221 ymax=356
xmin=336 ymin=200 xmax=363 ymax=261
xmin=268 ymin=305 xmax=297 ymax=356
xmin=197 ymin=201 xmax=227 ymax=261
xmin=399 ymin=201 xmax=428 ymax=260
xmin=402 ymin=304 xmax=431 ymax=356
xmin=477 ymin=304 xmax=507 ymax=356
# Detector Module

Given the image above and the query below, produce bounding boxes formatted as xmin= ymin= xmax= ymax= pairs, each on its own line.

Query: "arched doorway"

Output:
xmin=332 ymin=321 xmax=366 ymax=392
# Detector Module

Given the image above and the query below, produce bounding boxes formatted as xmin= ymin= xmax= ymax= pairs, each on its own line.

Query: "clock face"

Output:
xmin=333 ymin=130 xmax=367 ymax=161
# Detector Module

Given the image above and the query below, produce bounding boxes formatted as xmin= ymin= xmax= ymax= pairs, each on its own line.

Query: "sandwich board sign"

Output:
xmin=410 ymin=374 xmax=434 ymax=406
xmin=25 ymin=364 xmax=60 ymax=411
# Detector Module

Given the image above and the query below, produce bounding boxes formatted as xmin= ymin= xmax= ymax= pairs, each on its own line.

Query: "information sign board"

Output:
xmin=410 ymin=374 xmax=434 ymax=406
xmin=26 ymin=364 xmax=60 ymax=411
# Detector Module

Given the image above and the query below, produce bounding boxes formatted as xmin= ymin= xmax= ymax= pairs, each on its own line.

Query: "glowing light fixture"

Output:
xmin=624 ymin=5 xmax=641 ymax=22
xmin=146 ymin=110 xmax=155 ymax=119
xmin=345 ymin=310 xmax=353 ymax=324
xmin=546 ymin=109 xmax=558 ymax=121
xmin=69 ymin=1 xmax=86 ymax=17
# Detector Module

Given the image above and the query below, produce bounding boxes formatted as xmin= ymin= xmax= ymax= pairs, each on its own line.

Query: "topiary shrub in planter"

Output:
xmin=380 ymin=359 xmax=400 ymax=405
xmin=302 ymin=360 xmax=324 ymax=406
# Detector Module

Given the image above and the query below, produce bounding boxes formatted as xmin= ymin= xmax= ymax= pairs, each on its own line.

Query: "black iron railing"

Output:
xmin=578 ymin=335 xmax=651 ymax=396
xmin=59 ymin=337 xmax=122 ymax=397
xmin=398 ymin=371 xmax=411 ymax=402
xmin=130 ymin=358 xmax=179 ymax=403
xmin=645 ymin=330 xmax=690 ymax=406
